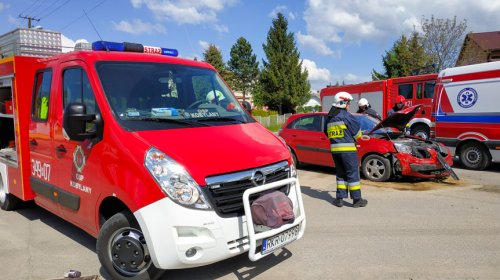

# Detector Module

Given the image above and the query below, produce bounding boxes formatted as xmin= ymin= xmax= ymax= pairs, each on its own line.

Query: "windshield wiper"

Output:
xmin=195 ymin=117 xmax=245 ymax=123
xmin=127 ymin=117 xmax=209 ymax=126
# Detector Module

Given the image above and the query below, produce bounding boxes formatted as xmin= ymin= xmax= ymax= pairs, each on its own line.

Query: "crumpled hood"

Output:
xmin=369 ymin=105 xmax=421 ymax=134
xmin=133 ymin=123 xmax=290 ymax=185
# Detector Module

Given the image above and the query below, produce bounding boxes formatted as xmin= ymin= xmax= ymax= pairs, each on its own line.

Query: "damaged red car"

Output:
xmin=278 ymin=105 xmax=456 ymax=182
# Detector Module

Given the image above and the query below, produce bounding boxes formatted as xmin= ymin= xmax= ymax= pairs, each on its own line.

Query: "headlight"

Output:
xmin=393 ymin=143 xmax=412 ymax=154
xmin=145 ymin=147 xmax=211 ymax=210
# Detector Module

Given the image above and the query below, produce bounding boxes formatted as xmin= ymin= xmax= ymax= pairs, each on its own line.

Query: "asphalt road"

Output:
xmin=1 ymin=162 xmax=500 ymax=280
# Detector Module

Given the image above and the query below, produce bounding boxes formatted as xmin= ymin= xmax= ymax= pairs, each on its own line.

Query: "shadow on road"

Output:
xmin=15 ymin=203 xmax=96 ymax=252
xmin=153 ymin=248 xmax=293 ymax=280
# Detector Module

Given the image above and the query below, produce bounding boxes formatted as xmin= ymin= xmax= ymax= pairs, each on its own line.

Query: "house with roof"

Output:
xmin=456 ymin=31 xmax=500 ymax=66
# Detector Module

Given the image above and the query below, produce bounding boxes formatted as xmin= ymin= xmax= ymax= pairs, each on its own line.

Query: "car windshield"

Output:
xmin=96 ymin=61 xmax=253 ymax=131
xmin=354 ymin=114 xmax=392 ymax=134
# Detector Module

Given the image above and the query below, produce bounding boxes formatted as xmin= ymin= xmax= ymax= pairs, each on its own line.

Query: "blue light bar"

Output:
xmin=91 ymin=41 xmax=178 ymax=57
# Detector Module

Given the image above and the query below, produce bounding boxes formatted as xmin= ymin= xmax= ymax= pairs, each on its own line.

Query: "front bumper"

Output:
xmin=394 ymin=151 xmax=453 ymax=178
xmin=134 ymin=178 xmax=306 ymax=269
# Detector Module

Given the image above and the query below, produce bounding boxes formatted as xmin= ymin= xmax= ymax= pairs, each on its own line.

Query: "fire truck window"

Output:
xmin=398 ymin=84 xmax=413 ymax=99
xmin=424 ymin=81 xmax=435 ymax=98
xmin=31 ymin=70 xmax=52 ymax=121
xmin=63 ymin=68 xmax=96 ymax=114
xmin=416 ymin=83 xmax=423 ymax=99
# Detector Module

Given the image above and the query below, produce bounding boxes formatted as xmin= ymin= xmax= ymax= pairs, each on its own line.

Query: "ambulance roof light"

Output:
xmin=91 ymin=41 xmax=178 ymax=57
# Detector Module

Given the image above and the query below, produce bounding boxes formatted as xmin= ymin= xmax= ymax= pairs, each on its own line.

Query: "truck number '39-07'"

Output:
xmin=31 ymin=159 xmax=51 ymax=181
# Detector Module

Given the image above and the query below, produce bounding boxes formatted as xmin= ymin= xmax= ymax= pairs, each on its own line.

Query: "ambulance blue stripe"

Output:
xmin=436 ymin=114 xmax=500 ymax=124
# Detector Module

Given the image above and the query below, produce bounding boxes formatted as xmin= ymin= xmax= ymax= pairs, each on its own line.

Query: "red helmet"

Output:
xmin=396 ymin=95 xmax=406 ymax=104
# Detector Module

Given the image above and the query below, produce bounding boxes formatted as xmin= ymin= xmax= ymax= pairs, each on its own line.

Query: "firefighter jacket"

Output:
xmin=325 ymin=109 xmax=362 ymax=153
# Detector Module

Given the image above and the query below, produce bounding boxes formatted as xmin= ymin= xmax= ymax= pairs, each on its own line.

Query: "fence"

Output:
xmin=254 ymin=113 xmax=292 ymax=129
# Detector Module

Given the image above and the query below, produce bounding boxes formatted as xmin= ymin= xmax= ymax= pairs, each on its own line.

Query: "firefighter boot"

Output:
xmin=332 ymin=198 xmax=344 ymax=207
xmin=353 ymin=198 xmax=368 ymax=208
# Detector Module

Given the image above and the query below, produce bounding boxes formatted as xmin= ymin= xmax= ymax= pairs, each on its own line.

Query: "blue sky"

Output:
xmin=1 ymin=0 xmax=500 ymax=92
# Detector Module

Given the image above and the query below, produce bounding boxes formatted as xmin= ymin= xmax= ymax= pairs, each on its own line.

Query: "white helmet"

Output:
xmin=358 ymin=98 xmax=369 ymax=107
xmin=333 ymin=91 xmax=353 ymax=108
xmin=206 ymin=90 xmax=225 ymax=102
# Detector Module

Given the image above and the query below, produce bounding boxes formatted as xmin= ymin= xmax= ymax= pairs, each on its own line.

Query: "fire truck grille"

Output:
xmin=203 ymin=161 xmax=290 ymax=217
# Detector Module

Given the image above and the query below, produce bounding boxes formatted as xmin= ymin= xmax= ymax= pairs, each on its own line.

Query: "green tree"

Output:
xmin=203 ymin=44 xmax=233 ymax=87
xmin=228 ymin=37 xmax=260 ymax=102
xmin=420 ymin=15 xmax=467 ymax=71
xmin=372 ymin=32 xmax=432 ymax=80
xmin=258 ymin=13 xmax=310 ymax=114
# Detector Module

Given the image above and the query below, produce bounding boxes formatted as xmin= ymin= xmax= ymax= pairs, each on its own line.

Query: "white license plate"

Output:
xmin=262 ymin=225 xmax=300 ymax=255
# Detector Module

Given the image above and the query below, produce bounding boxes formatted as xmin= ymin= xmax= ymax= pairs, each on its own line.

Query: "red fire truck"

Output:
xmin=0 ymin=32 xmax=305 ymax=279
xmin=320 ymin=74 xmax=437 ymax=139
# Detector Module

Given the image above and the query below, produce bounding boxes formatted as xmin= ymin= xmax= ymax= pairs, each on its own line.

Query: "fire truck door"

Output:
xmin=28 ymin=69 xmax=60 ymax=214
xmin=52 ymin=63 xmax=101 ymax=229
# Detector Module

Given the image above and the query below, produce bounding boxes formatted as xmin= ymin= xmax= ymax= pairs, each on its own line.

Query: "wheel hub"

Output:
xmin=110 ymin=229 xmax=150 ymax=276
xmin=466 ymin=148 xmax=481 ymax=164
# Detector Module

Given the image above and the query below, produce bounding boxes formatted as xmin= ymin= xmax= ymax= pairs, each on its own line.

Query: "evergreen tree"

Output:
xmin=228 ymin=37 xmax=260 ymax=102
xmin=258 ymin=13 xmax=310 ymax=114
xmin=372 ymin=32 xmax=432 ymax=80
xmin=203 ymin=44 xmax=233 ymax=87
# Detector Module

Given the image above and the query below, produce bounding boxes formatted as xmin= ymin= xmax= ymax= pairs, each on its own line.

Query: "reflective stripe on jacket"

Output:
xmin=325 ymin=109 xmax=361 ymax=153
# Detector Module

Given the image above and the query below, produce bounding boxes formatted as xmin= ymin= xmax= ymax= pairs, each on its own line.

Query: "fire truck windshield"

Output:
xmin=96 ymin=61 xmax=254 ymax=131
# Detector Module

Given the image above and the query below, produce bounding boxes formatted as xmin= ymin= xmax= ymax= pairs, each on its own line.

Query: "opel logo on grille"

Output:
xmin=251 ymin=170 xmax=266 ymax=186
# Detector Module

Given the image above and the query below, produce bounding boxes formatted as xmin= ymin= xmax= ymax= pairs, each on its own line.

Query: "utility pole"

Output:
xmin=18 ymin=15 xmax=40 ymax=28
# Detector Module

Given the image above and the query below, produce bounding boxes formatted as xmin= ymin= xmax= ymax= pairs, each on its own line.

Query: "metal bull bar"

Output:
xmin=242 ymin=177 xmax=306 ymax=261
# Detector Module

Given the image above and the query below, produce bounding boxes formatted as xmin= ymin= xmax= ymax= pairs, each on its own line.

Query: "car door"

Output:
xmin=286 ymin=115 xmax=332 ymax=167
xmin=52 ymin=62 xmax=102 ymax=230
xmin=28 ymin=69 xmax=61 ymax=214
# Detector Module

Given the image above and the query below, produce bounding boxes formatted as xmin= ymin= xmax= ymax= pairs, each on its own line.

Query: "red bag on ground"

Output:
xmin=251 ymin=191 xmax=295 ymax=229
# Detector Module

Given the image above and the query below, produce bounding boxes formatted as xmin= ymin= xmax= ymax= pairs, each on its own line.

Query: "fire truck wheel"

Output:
xmin=361 ymin=154 xmax=392 ymax=182
xmin=411 ymin=125 xmax=429 ymax=140
xmin=0 ymin=174 xmax=20 ymax=211
xmin=459 ymin=142 xmax=491 ymax=170
xmin=97 ymin=211 xmax=160 ymax=280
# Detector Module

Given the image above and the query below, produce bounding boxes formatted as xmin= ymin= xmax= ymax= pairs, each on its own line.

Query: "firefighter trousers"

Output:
xmin=331 ymin=152 xmax=362 ymax=199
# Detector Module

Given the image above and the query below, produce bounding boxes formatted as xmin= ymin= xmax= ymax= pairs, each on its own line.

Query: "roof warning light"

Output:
xmin=91 ymin=41 xmax=178 ymax=57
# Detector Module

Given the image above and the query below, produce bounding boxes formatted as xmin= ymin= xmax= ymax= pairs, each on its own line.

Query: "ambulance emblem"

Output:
xmin=457 ymin=87 xmax=478 ymax=108
xmin=73 ymin=145 xmax=86 ymax=173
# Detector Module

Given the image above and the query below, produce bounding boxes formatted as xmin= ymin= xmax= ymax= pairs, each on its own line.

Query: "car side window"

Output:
xmin=424 ymin=81 xmax=435 ymax=98
xmin=31 ymin=69 xmax=52 ymax=121
xmin=288 ymin=116 xmax=322 ymax=131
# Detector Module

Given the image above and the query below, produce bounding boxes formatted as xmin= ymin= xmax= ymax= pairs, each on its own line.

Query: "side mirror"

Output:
xmin=63 ymin=103 xmax=96 ymax=141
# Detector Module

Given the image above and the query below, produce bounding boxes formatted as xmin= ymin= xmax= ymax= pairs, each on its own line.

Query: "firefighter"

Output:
xmin=357 ymin=98 xmax=381 ymax=120
xmin=387 ymin=95 xmax=406 ymax=117
xmin=325 ymin=91 xmax=368 ymax=208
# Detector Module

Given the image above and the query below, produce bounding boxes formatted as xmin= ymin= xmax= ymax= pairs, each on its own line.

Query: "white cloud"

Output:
xmin=132 ymin=0 xmax=236 ymax=25
xmin=343 ymin=73 xmax=371 ymax=84
xmin=112 ymin=18 xmax=166 ymax=35
xmin=301 ymin=0 xmax=500 ymax=55
xmin=301 ymin=59 xmax=331 ymax=82
xmin=8 ymin=15 xmax=18 ymax=25
xmin=61 ymin=35 xmax=89 ymax=53
xmin=0 ymin=3 xmax=5 ymax=11
xmin=297 ymin=32 xmax=334 ymax=56
xmin=214 ymin=24 xmax=228 ymax=33
xmin=199 ymin=40 xmax=210 ymax=51
xmin=269 ymin=5 xmax=288 ymax=18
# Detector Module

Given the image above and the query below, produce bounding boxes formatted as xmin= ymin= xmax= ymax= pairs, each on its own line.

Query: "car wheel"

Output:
xmin=290 ymin=148 xmax=301 ymax=168
xmin=0 ymin=173 xmax=20 ymax=211
xmin=361 ymin=154 xmax=392 ymax=182
xmin=459 ymin=142 xmax=491 ymax=170
xmin=411 ymin=124 xmax=429 ymax=140
xmin=96 ymin=211 xmax=160 ymax=280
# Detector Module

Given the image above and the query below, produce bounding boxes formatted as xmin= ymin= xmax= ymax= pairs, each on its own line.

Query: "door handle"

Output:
xmin=56 ymin=145 xmax=67 ymax=153
xmin=29 ymin=139 xmax=38 ymax=146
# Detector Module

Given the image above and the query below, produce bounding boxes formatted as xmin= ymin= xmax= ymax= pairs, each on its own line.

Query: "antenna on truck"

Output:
xmin=83 ymin=9 xmax=109 ymax=51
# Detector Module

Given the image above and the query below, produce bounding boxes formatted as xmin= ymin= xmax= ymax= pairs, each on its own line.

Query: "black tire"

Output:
xmin=459 ymin=142 xmax=491 ymax=170
xmin=411 ymin=124 xmax=430 ymax=140
xmin=96 ymin=212 xmax=160 ymax=280
xmin=361 ymin=154 xmax=392 ymax=182
xmin=290 ymin=148 xmax=301 ymax=168
xmin=0 ymin=173 xmax=20 ymax=211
